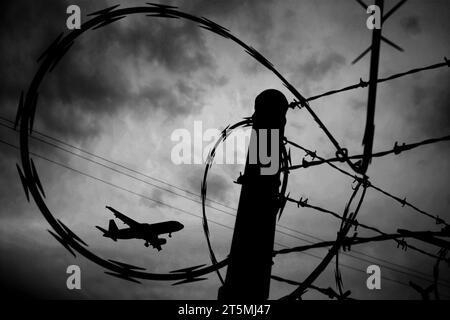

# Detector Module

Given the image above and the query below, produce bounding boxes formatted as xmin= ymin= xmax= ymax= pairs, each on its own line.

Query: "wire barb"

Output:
xmin=305 ymin=59 xmax=450 ymax=102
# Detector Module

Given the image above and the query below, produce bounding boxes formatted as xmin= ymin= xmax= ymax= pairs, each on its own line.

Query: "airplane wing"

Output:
xmin=106 ymin=206 xmax=140 ymax=228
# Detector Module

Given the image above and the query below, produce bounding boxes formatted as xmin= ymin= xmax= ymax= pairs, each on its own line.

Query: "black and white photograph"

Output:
xmin=0 ymin=0 xmax=449 ymax=312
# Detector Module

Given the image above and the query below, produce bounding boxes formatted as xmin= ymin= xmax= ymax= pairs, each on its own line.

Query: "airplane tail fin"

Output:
xmin=108 ymin=219 xmax=118 ymax=234
xmin=96 ymin=219 xmax=118 ymax=241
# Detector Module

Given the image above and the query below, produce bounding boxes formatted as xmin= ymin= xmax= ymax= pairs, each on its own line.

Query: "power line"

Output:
xmin=0 ymin=116 xmax=236 ymax=212
xmin=1 ymin=137 xmax=448 ymax=292
xmin=0 ymin=120 xmax=319 ymax=243
xmin=0 ymin=123 xmax=373 ymax=256
xmin=1 ymin=119 xmax=441 ymax=284
xmin=4 ymin=2 xmax=446 ymax=300
xmin=0 ymin=122 xmax=237 ymax=217
xmin=0 ymin=139 xmax=235 ymax=231
xmin=0 ymin=119 xmax=438 ymax=282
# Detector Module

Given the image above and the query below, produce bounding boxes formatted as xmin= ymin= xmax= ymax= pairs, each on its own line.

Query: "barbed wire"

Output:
xmin=287 ymin=58 xmax=450 ymax=105
xmin=4 ymin=136 xmax=438 ymax=291
xmin=1 ymin=118 xmax=438 ymax=284
xmin=274 ymin=230 xmax=450 ymax=267
xmin=6 ymin=120 xmax=448 ymax=297
xmin=272 ymin=273 xmax=450 ymax=300
xmin=9 ymin=2 xmax=449 ymax=300
xmin=8 ymin=119 xmax=446 ymax=293
xmin=287 ymin=60 xmax=450 ymax=285
xmin=334 ymin=179 xmax=368 ymax=297
xmin=282 ymin=181 xmax=367 ymax=300
xmin=433 ymin=248 xmax=449 ymax=300
xmin=282 ymin=194 xmax=446 ymax=262
xmin=284 ymin=138 xmax=449 ymax=227
xmin=4 ymin=134 xmax=447 ymax=293
xmin=11 ymin=3 xmax=324 ymax=287
xmin=271 ymin=275 xmax=354 ymax=300
xmin=287 ymin=134 xmax=450 ymax=171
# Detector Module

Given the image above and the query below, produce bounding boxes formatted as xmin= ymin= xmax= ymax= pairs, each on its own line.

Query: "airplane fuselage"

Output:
xmin=114 ymin=220 xmax=183 ymax=240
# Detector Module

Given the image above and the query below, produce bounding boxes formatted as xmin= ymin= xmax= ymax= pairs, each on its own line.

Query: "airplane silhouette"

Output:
xmin=96 ymin=206 xmax=184 ymax=251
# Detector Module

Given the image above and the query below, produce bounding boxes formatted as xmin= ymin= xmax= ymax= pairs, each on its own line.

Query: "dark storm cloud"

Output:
xmin=189 ymin=0 xmax=274 ymax=24
xmin=91 ymin=13 xmax=214 ymax=74
xmin=0 ymin=0 xmax=278 ymax=145
xmin=399 ymin=16 xmax=422 ymax=36
xmin=0 ymin=0 xmax=222 ymax=143
xmin=189 ymin=0 xmax=283 ymax=77
xmin=189 ymin=0 xmax=275 ymax=47
xmin=0 ymin=0 xmax=67 ymax=119
xmin=1 ymin=0 xmax=448 ymax=301
xmin=409 ymin=73 xmax=450 ymax=136
xmin=297 ymin=52 xmax=346 ymax=81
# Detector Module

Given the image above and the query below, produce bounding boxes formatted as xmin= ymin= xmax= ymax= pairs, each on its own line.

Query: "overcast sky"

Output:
xmin=0 ymin=0 xmax=449 ymax=299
